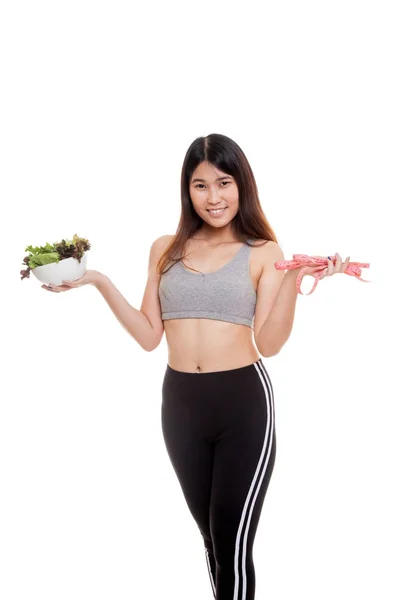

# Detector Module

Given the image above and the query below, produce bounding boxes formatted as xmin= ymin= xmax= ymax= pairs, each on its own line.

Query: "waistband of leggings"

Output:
xmin=166 ymin=357 xmax=265 ymax=378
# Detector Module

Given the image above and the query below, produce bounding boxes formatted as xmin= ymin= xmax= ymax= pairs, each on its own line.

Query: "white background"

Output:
xmin=1 ymin=1 xmax=398 ymax=598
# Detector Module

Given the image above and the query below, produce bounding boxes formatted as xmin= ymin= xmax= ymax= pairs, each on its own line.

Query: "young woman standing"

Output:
xmin=43 ymin=133 xmax=349 ymax=599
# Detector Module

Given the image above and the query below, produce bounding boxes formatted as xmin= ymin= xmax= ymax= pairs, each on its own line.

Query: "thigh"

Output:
xmin=161 ymin=369 xmax=214 ymax=538
xmin=210 ymin=361 xmax=276 ymax=561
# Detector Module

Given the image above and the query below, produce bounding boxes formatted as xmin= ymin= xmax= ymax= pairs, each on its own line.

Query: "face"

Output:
xmin=189 ymin=161 xmax=239 ymax=233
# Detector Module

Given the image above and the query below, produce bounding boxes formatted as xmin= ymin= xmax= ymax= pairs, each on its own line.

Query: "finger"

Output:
xmin=46 ymin=283 xmax=70 ymax=292
xmin=334 ymin=252 xmax=343 ymax=273
xmin=327 ymin=256 xmax=334 ymax=275
xmin=53 ymin=285 xmax=72 ymax=291
xmin=341 ymin=256 xmax=350 ymax=272
xmin=42 ymin=285 xmax=59 ymax=292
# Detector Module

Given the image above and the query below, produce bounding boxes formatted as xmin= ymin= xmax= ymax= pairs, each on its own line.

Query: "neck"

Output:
xmin=194 ymin=225 xmax=238 ymax=245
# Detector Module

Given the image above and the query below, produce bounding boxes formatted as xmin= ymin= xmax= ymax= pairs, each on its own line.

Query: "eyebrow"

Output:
xmin=191 ymin=176 xmax=232 ymax=183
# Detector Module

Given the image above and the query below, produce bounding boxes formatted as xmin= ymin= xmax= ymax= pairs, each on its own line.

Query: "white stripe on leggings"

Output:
xmin=205 ymin=547 xmax=217 ymax=597
xmin=233 ymin=359 xmax=274 ymax=600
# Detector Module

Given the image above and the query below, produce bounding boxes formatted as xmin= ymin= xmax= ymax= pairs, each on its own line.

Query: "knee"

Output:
xmin=198 ymin=525 xmax=214 ymax=553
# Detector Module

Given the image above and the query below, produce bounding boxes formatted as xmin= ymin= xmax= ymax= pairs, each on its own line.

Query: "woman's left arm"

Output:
xmin=255 ymin=251 xmax=349 ymax=357
xmin=255 ymin=267 xmax=299 ymax=357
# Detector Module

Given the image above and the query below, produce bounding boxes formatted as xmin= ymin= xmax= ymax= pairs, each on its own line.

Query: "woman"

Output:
xmin=43 ymin=133 xmax=349 ymax=599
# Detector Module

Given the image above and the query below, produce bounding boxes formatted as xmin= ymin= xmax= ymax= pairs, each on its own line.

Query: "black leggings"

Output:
xmin=161 ymin=358 xmax=276 ymax=600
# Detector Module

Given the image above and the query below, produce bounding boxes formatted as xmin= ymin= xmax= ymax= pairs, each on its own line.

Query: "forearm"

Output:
xmin=257 ymin=269 xmax=300 ymax=356
xmin=94 ymin=273 xmax=155 ymax=352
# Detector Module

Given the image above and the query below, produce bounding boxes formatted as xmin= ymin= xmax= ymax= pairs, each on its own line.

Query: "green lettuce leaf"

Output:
xmin=28 ymin=252 xmax=60 ymax=268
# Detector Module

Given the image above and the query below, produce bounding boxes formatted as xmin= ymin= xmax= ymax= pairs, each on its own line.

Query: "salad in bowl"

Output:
xmin=20 ymin=233 xmax=91 ymax=286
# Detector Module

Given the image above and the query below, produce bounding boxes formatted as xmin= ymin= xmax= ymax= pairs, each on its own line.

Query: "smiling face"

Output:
xmin=189 ymin=161 xmax=239 ymax=235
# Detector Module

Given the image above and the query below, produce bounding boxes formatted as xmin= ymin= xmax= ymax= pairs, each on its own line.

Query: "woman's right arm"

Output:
xmin=94 ymin=235 xmax=171 ymax=352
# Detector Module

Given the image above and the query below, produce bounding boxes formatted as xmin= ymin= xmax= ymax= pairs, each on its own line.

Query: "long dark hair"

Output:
xmin=157 ymin=133 xmax=279 ymax=275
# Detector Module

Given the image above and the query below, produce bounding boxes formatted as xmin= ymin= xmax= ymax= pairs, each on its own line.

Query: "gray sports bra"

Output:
xmin=158 ymin=240 xmax=257 ymax=329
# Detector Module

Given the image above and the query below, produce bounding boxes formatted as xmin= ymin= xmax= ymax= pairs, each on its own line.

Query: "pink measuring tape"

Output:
xmin=274 ymin=254 xmax=371 ymax=295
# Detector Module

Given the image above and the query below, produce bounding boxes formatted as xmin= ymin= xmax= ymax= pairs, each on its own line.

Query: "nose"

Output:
xmin=207 ymin=187 xmax=224 ymax=203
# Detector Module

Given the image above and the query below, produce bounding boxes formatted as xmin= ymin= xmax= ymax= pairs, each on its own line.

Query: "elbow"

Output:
xmin=271 ymin=336 xmax=291 ymax=356
xmin=140 ymin=317 xmax=164 ymax=352
xmin=142 ymin=337 xmax=160 ymax=352
xmin=257 ymin=343 xmax=279 ymax=358
xmin=143 ymin=330 xmax=164 ymax=352
xmin=257 ymin=336 xmax=288 ymax=358
xmin=260 ymin=348 xmax=279 ymax=358
xmin=263 ymin=344 xmax=284 ymax=358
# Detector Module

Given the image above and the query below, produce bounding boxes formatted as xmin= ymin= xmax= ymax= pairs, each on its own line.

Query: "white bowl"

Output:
xmin=31 ymin=252 xmax=88 ymax=285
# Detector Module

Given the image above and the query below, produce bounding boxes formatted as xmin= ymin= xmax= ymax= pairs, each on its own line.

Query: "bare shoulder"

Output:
xmin=251 ymin=239 xmax=285 ymax=270
xmin=151 ymin=234 xmax=174 ymax=253
xmin=148 ymin=234 xmax=174 ymax=269
xmin=262 ymin=240 xmax=285 ymax=261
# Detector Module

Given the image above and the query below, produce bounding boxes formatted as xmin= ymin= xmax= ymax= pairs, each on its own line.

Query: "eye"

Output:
xmin=194 ymin=181 xmax=230 ymax=189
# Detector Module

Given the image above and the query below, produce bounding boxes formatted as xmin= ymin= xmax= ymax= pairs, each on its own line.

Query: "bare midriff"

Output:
xmin=162 ymin=238 xmax=267 ymax=374
xmin=164 ymin=319 xmax=261 ymax=373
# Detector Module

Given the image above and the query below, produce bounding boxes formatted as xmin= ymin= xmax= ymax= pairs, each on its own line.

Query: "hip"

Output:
xmin=162 ymin=357 xmax=275 ymax=433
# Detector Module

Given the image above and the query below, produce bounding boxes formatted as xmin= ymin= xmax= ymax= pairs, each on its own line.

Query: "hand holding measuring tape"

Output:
xmin=275 ymin=252 xmax=371 ymax=295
